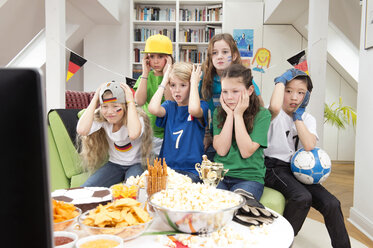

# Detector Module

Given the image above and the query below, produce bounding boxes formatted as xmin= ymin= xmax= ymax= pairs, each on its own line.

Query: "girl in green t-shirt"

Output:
xmin=213 ymin=64 xmax=271 ymax=200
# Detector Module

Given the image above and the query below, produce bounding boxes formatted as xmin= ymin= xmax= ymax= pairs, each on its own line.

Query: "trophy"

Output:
xmin=195 ymin=155 xmax=229 ymax=187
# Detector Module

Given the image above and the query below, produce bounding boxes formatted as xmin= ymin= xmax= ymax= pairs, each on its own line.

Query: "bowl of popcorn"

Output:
xmin=52 ymin=199 xmax=82 ymax=231
xmin=148 ymin=183 xmax=245 ymax=234
xmin=78 ymin=198 xmax=153 ymax=241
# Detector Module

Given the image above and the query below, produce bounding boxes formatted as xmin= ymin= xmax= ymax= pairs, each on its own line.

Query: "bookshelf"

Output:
xmin=130 ymin=0 xmax=225 ymax=78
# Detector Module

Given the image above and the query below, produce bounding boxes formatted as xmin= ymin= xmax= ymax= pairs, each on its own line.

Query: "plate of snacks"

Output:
xmin=78 ymin=198 xmax=153 ymax=241
xmin=53 ymin=199 xmax=82 ymax=231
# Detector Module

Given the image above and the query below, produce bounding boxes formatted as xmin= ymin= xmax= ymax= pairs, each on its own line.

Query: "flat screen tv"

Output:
xmin=0 ymin=68 xmax=53 ymax=248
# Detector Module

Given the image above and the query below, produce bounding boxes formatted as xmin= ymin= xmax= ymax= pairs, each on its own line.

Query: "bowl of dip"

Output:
xmin=53 ymin=231 xmax=78 ymax=248
xmin=75 ymin=234 xmax=124 ymax=248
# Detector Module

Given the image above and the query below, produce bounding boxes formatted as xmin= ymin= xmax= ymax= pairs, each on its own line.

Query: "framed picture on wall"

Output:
xmin=233 ymin=29 xmax=254 ymax=57
xmin=365 ymin=0 xmax=373 ymax=49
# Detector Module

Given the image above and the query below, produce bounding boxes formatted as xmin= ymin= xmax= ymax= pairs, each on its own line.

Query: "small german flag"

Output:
xmin=103 ymin=97 xmax=117 ymax=103
xmin=114 ymin=142 xmax=132 ymax=152
xmin=66 ymin=52 xmax=87 ymax=82
xmin=287 ymin=50 xmax=309 ymax=75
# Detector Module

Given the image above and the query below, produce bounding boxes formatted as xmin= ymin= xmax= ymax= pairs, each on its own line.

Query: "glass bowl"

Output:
xmin=53 ymin=207 xmax=82 ymax=231
xmin=53 ymin=231 xmax=78 ymax=248
xmin=148 ymin=189 xmax=245 ymax=234
xmin=78 ymin=210 xmax=153 ymax=241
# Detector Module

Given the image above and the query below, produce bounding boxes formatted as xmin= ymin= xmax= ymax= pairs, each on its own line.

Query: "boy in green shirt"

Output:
xmin=134 ymin=34 xmax=173 ymax=155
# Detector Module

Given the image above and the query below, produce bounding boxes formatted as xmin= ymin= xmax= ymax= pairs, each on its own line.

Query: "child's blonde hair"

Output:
xmin=78 ymin=105 xmax=153 ymax=173
xmin=170 ymin=62 xmax=193 ymax=82
xmin=201 ymin=33 xmax=241 ymax=101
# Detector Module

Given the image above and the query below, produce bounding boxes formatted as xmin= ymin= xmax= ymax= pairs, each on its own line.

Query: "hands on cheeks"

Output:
xmin=234 ymin=89 xmax=250 ymax=116
xmin=142 ymin=54 xmax=151 ymax=75
xmin=163 ymin=56 xmax=173 ymax=75
xmin=219 ymin=94 xmax=233 ymax=115
xmin=293 ymin=91 xmax=310 ymax=121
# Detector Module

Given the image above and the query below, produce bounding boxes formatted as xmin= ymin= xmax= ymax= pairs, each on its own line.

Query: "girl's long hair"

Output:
xmin=78 ymin=104 xmax=153 ymax=173
xmin=201 ymin=33 xmax=241 ymax=101
xmin=217 ymin=64 xmax=260 ymax=134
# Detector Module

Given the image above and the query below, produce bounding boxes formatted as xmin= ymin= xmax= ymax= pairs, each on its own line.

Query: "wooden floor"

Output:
xmin=307 ymin=162 xmax=373 ymax=247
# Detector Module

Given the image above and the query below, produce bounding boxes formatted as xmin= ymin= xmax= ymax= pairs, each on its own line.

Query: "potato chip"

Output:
xmin=82 ymin=198 xmax=151 ymax=228
xmin=111 ymin=184 xmax=138 ymax=200
xmin=114 ymin=198 xmax=140 ymax=208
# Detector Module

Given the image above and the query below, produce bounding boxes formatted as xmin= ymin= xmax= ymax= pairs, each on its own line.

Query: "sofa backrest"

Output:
xmin=65 ymin=90 xmax=94 ymax=109
xmin=48 ymin=110 xmax=83 ymax=180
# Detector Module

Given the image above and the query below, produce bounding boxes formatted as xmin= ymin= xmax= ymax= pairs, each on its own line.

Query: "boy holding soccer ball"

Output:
xmin=264 ymin=68 xmax=350 ymax=247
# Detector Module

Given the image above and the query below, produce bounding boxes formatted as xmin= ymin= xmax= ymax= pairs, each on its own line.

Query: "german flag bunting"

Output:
xmin=287 ymin=50 xmax=309 ymax=75
xmin=66 ymin=52 xmax=87 ymax=82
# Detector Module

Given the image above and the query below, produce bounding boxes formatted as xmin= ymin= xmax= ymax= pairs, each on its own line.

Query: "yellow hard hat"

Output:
xmin=142 ymin=34 xmax=173 ymax=55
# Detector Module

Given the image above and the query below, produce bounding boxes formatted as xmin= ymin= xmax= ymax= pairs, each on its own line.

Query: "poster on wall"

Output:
xmin=365 ymin=0 xmax=373 ymax=49
xmin=233 ymin=29 xmax=254 ymax=57
xmin=252 ymin=48 xmax=271 ymax=73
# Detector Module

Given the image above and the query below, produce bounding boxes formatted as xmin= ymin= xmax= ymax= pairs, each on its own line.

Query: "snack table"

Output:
xmin=122 ymin=208 xmax=293 ymax=248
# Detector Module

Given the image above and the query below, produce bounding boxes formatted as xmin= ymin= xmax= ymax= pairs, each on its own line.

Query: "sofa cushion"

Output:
xmin=48 ymin=126 xmax=70 ymax=191
xmin=48 ymin=110 xmax=82 ymax=179
xmin=260 ymin=186 xmax=286 ymax=215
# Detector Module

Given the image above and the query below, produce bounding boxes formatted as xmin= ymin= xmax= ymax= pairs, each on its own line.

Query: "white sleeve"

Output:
xmin=88 ymin=120 xmax=104 ymax=135
xmin=303 ymin=113 xmax=319 ymax=140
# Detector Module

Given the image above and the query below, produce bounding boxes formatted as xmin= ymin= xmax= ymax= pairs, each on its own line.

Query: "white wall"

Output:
xmin=224 ymin=1 xmax=264 ymax=90
xmin=83 ymin=24 xmax=130 ymax=92
xmin=349 ymin=0 xmax=373 ymax=239
xmin=324 ymin=64 xmax=357 ymax=161
xmin=82 ymin=1 xmax=130 ymax=92
xmin=261 ymin=25 xmax=303 ymax=105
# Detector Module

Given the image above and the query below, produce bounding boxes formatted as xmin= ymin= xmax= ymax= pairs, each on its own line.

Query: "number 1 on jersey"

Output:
xmin=173 ymin=130 xmax=183 ymax=149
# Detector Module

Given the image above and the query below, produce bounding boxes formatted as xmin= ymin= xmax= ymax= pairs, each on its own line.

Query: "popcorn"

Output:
xmin=150 ymin=183 xmax=241 ymax=211
xmin=126 ymin=167 xmax=192 ymax=189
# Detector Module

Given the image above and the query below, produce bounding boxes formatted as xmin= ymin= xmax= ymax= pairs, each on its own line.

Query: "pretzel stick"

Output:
xmin=152 ymin=166 xmax=156 ymax=195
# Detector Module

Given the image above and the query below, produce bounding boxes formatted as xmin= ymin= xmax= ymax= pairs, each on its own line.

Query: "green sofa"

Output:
xmin=47 ymin=109 xmax=286 ymax=214
xmin=48 ymin=109 xmax=89 ymax=191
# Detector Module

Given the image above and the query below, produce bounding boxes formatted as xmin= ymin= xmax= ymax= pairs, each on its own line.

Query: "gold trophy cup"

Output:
xmin=195 ymin=155 xmax=229 ymax=187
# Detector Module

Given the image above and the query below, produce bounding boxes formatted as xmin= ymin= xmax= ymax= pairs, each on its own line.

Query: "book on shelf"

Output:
xmin=134 ymin=28 xmax=176 ymax=42
xmin=179 ymin=49 xmax=207 ymax=64
xmin=134 ymin=48 xmax=140 ymax=63
xmin=132 ymin=68 xmax=142 ymax=79
xmin=179 ymin=4 xmax=222 ymax=22
xmin=135 ymin=6 xmax=175 ymax=21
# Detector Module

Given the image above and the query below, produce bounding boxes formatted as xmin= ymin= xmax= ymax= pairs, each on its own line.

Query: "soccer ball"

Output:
xmin=291 ymin=147 xmax=331 ymax=184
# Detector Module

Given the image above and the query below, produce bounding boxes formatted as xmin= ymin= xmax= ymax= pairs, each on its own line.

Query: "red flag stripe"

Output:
xmin=68 ymin=61 xmax=81 ymax=74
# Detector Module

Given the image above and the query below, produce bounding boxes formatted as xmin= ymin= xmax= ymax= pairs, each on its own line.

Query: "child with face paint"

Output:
xmin=134 ymin=34 xmax=174 ymax=156
xmin=77 ymin=81 xmax=153 ymax=187
xmin=199 ymin=33 xmax=264 ymax=161
xmin=148 ymin=62 xmax=209 ymax=183
xmin=213 ymin=64 xmax=271 ymax=200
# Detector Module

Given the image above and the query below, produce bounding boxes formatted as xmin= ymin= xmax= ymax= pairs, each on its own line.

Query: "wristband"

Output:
xmin=158 ymin=85 xmax=166 ymax=89
xmin=142 ymin=77 xmax=148 ymax=80
xmin=126 ymin=101 xmax=135 ymax=104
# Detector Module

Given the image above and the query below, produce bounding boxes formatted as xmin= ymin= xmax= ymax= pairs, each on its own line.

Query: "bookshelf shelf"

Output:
xmin=179 ymin=21 xmax=223 ymax=25
xmin=130 ymin=0 xmax=224 ymax=78
xmin=179 ymin=42 xmax=209 ymax=45
xmin=133 ymin=20 xmax=177 ymax=25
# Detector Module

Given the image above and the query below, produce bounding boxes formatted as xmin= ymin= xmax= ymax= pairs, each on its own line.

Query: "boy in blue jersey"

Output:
xmin=149 ymin=62 xmax=208 ymax=182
